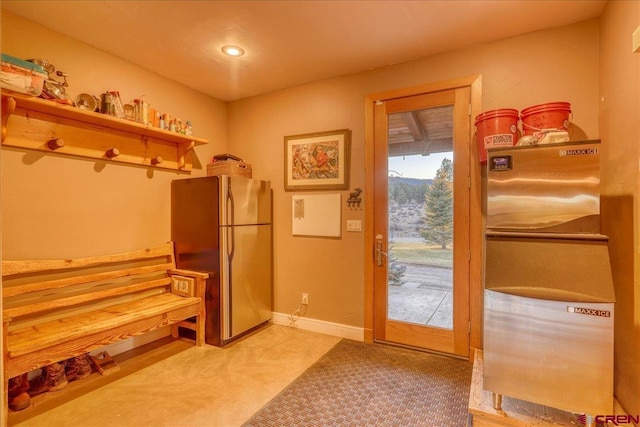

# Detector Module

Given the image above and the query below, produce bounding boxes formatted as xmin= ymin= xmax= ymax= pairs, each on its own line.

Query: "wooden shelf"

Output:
xmin=1 ymin=91 xmax=208 ymax=172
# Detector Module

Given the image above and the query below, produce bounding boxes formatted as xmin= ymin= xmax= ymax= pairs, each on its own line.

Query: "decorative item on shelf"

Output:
xmin=0 ymin=53 xmax=48 ymax=97
xmin=74 ymin=93 xmax=100 ymax=112
xmin=109 ymin=91 xmax=125 ymax=119
xmin=100 ymin=92 xmax=116 ymax=116
xmin=347 ymin=188 xmax=362 ymax=209
xmin=152 ymin=110 xmax=160 ymax=128
xmin=26 ymin=58 xmax=73 ymax=104
xmin=123 ymin=103 xmax=134 ymax=121
xmin=46 ymin=138 xmax=64 ymax=150
xmin=132 ymin=98 xmax=148 ymax=124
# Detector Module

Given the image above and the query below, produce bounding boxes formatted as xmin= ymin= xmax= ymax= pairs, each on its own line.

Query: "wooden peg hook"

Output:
xmin=151 ymin=156 xmax=163 ymax=165
xmin=47 ymin=138 xmax=65 ymax=150
xmin=106 ymin=148 xmax=120 ymax=158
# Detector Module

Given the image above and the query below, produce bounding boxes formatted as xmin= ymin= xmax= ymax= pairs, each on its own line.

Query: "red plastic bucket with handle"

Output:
xmin=520 ymin=102 xmax=571 ymax=138
xmin=474 ymin=108 xmax=519 ymax=164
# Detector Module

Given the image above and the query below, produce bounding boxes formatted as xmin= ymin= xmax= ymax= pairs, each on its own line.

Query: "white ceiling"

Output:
xmin=2 ymin=0 xmax=606 ymax=102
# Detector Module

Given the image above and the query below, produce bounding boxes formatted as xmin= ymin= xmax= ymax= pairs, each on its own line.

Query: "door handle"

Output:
xmin=375 ymin=234 xmax=388 ymax=267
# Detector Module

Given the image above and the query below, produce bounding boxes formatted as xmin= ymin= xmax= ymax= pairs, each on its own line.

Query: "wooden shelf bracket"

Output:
xmin=1 ymin=95 xmax=16 ymax=143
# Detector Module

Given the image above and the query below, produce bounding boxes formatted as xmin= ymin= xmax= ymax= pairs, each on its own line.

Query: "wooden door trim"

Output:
xmin=385 ymin=320 xmax=454 ymax=354
xmin=368 ymin=75 xmax=482 ymax=103
xmin=372 ymin=101 xmax=389 ymax=338
xmin=452 ymin=86 xmax=472 ymax=356
xmin=363 ymin=75 xmax=482 ymax=350
xmin=468 ymin=77 xmax=484 ymax=351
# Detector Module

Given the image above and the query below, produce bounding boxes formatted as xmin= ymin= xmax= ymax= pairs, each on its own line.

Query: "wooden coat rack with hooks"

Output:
xmin=1 ymin=91 xmax=207 ymax=172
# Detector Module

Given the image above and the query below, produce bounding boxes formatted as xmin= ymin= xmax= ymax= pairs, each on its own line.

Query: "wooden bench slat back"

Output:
xmin=2 ymin=242 xmax=178 ymax=321
xmin=4 ymin=277 xmax=172 ymax=319
xmin=3 ymin=262 xmax=174 ymax=298
xmin=2 ymin=243 xmax=175 ymax=277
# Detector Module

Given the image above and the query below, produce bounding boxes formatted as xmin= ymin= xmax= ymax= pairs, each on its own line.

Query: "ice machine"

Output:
xmin=483 ymin=140 xmax=615 ymax=417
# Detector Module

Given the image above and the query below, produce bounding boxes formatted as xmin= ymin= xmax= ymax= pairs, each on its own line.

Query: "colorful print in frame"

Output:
xmin=284 ymin=128 xmax=351 ymax=191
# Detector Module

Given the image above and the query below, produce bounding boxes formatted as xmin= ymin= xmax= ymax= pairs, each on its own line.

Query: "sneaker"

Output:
xmin=8 ymin=373 xmax=30 ymax=411
xmin=65 ymin=353 xmax=93 ymax=381
xmin=29 ymin=362 xmax=68 ymax=396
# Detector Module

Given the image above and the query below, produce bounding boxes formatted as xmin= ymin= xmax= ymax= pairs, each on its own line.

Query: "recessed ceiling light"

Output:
xmin=222 ymin=45 xmax=245 ymax=57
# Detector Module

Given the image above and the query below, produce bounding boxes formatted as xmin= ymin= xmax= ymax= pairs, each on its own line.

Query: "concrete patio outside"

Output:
xmin=387 ymin=262 xmax=454 ymax=330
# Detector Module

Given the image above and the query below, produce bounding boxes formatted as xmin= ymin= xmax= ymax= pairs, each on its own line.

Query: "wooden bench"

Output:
xmin=2 ymin=242 xmax=207 ymax=420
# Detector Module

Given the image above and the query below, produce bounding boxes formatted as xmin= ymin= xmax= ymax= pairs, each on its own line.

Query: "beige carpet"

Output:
xmin=243 ymin=339 xmax=473 ymax=427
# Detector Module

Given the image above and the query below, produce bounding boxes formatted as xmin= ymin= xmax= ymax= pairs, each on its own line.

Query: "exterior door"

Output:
xmin=373 ymin=88 xmax=471 ymax=357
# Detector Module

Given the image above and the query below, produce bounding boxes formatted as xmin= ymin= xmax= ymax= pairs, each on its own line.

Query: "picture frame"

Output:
xmin=284 ymin=128 xmax=351 ymax=191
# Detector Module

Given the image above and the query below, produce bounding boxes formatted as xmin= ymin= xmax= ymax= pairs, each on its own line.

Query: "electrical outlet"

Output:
xmin=302 ymin=293 xmax=309 ymax=305
xmin=171 ymin=275 xmax=194 ymax=297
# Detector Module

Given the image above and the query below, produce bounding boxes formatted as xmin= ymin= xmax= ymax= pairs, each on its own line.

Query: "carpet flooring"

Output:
xmin=243 ymin=339 xmax=473 ymax=427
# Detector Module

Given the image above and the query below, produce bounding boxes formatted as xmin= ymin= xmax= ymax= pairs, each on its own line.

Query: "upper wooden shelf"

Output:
xmin=1 ymin=91 xmax=208 ymax=172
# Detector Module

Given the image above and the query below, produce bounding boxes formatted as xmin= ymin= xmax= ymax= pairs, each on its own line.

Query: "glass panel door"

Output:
xmin=373 ymin=88 xmax=470 ymax=357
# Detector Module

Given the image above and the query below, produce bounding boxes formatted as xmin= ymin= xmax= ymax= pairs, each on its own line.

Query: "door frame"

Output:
xmin=364 ymin=75 xmax=483 ymax=355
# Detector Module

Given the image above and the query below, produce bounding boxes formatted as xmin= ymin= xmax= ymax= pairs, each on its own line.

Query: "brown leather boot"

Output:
xmin=65 ymin=353 xmax=93 ymax=381
xmin=29 ymin=362 xmax=68 ymax=396
xmin=8 ymin=373 xmax=30 ymax=411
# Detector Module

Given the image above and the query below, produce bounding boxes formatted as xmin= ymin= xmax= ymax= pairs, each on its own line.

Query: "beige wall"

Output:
xmin=228 ymin=20 xmax=600 ymax=328
xmin=1 ymin=11 xmax=227 ymax=259
xmin=599 ymin=0 xmax=640 ymax=418
xmin=3 ymin=4 xmax=636 ymax=416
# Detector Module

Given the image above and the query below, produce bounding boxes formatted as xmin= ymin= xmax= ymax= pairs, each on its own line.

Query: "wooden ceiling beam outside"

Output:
xmin=388 ymin=137 xmax=453 ymax=157
xmin=388 ymin=107 xmax=454 ymax=157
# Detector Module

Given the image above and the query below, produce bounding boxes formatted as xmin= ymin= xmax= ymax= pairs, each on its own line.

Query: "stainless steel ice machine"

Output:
xmin=483 ymin=141 xmax=615 ymax=417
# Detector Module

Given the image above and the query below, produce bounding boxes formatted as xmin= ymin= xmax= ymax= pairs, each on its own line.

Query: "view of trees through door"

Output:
xmin=388 ymin=146 xmax=454 ymax=329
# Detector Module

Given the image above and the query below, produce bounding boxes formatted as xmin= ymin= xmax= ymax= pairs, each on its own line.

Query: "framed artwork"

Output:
xmin=284 ymin=128 xmax=351 ymax=191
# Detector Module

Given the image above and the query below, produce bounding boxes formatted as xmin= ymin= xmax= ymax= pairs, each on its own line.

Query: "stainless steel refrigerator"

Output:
xmin=171 ymin=175 xmax=272 ymax=346
xmin=483 ymin=140 xmax=615 ymax=417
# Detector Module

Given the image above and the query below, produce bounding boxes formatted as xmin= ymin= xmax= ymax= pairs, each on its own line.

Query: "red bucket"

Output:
xmin=520 ymin=102 xmax=571 ymax=137
xmin=474 ymin=108 xmax=519 ymax=164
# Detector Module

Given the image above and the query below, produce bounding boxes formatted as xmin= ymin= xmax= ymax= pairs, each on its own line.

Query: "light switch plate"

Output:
xmin=346 ymin=219 xmax=362 ymax=232
xmin=633 ymin=25 xmax=640 ymax=53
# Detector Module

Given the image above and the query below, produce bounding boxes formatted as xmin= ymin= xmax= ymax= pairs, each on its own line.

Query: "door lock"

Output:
xmin=375 ymin=234 xmax=388 ymax=267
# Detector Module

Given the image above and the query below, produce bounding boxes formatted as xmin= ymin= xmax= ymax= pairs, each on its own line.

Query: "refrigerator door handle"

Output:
xmin=224 ymin=181 xmax=235 ymax=340
xmin=226 ymin=179 xmax=235 ymax=226
xmin=228 ymin=226 xmax=235 ymax=261
xmin=226 ymin=180 xmax=236 ymax=261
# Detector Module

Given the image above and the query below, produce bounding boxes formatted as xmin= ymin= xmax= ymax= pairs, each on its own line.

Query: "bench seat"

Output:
xmin=6 ymin=292 xmax=201 ymax=378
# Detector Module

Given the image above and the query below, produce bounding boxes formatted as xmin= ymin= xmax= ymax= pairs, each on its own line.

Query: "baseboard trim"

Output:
xmin=271 ymin=312 xmax=364 ymax=342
